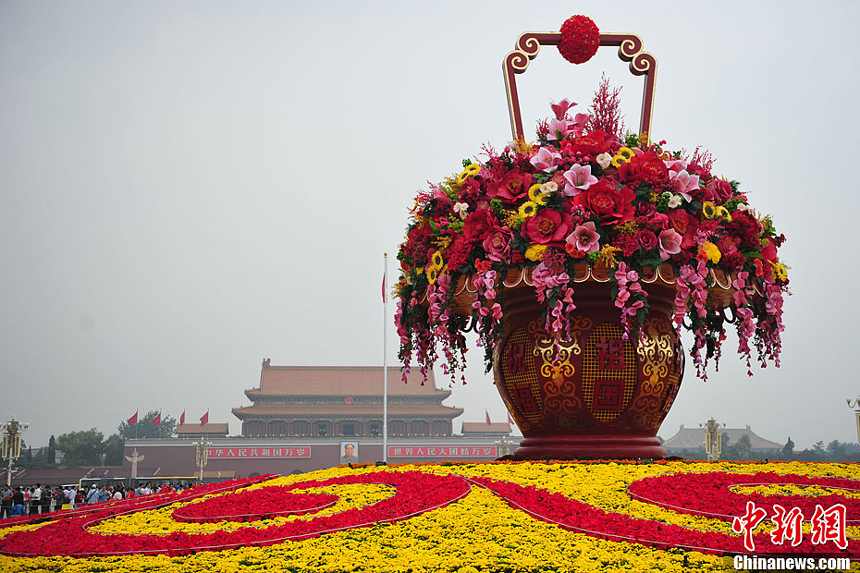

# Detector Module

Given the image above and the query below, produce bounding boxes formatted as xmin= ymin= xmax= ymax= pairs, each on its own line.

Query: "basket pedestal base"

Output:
xmin=511 ymin=434 xmax=667 ymax=460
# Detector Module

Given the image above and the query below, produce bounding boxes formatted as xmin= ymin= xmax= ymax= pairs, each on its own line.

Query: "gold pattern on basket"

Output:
xmin=628 ymin=318 xmax=680 ymax=431
xmin=530 ymin=317 xmax=591 ymax=413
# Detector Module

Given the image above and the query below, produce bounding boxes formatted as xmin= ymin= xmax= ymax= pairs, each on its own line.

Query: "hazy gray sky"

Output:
xmin=2 ymin=1 xmax=858 ymax=451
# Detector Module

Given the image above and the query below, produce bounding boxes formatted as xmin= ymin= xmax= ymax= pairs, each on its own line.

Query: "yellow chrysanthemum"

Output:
xmin=518 ymin=201 xmax=538 ymax=219
xmin=611 ymin=146 xmax=635 ymax=167
xmin=699 ymin=241 xmax=721 ymax=264
xmin=429 ymin=250 xmax=444 ymax=269
xmin=524 ymin=244 xmax=548 ymax=261
xmin=457 ymin=163 xmax=481 ymax=183
xmin=527 ymin=183 xmax=549 ymax=206
xmin=771 ymin=261 xmax=788 ymax=281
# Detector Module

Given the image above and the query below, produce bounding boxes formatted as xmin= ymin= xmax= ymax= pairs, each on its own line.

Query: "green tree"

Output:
xmin=57 ymin=428 xmax=105 ymax=466
xmin=47 ymin=435 xmax=57 ymax=465
xmin=117 ymin=410 xmax=176 ymax=439
xmin=723 ymin=434 xmax=753 ymax=460
xmin=103 ymin=433 xmax=125 ymax=466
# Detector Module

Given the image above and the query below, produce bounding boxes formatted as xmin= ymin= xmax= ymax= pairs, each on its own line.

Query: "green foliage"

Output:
xmin=57 ymin=428 xmax=105 ymax=467
xmin=117 ymin=410 xmax=176 ymax=440
xmin=103 ymin=433 xmax=125 ymax=466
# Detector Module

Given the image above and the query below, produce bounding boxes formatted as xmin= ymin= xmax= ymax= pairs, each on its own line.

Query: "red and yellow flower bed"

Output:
xmin=0 ymin=461 xmax=857 ymax=572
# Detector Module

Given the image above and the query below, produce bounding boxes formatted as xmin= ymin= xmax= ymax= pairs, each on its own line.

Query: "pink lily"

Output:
xmin=566 ymin=221 xmax=601 ymax=253
xmin=562 ymin=164 xmax=597 ymax=196
xmin=659 ymin=228 xmax=683 ymax=260
xmin=529 ymin=147 xmax=562 ymax=173
xmin=550 ymin=98 xmax=576 ymax=120
xmin=669 ymin=170 xmax=700 ymax=202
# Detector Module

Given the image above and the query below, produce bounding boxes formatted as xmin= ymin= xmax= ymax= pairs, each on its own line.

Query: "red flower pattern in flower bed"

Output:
xmin=626 ymin=471 xmax=860 ymax=521
xmin=0 ymin=471 xmax=470 ymax=557
xmin=172 ymin=487 xmax=340 ymax=523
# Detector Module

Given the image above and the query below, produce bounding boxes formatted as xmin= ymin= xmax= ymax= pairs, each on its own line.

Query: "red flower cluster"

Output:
xmin=0 ymin=472 xmax=469 ymax=557
xmin=396 ymin=87 xmax=788 ymax=385
xmin=558 ymin=15 xmax=600 ymax=65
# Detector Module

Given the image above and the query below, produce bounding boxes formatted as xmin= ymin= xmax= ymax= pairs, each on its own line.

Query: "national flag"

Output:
xmin=127 ymin=410 xmax=138 ymax=426
xmin=382 ymin=273 xmax=386 ymax=303
xmin=152 ymin=411 xmax=161 ymax=426
xmin=485 ymin=410 xmax=492 ymax=425
xmin=200 ymin=410 xmax=209 ymax=426
xmin=507 ymin=412 xmax=514 ymax=424
xmin=179 ymin=410 xmax=186 ymax=426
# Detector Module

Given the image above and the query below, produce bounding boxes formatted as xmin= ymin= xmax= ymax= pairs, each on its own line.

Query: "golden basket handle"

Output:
xmin=503 ymin=31 xmax=657 ymax=141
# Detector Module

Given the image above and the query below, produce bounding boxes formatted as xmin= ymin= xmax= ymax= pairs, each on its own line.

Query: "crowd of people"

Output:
xmin=0 ymin=481 xmax=197 ymax=518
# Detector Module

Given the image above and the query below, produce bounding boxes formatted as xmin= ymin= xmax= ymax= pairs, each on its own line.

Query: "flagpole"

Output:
xmin=383 ymin=252 xmax=389 ymax=464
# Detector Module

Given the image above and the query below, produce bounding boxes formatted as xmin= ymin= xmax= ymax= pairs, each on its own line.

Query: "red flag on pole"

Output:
xmin=382 ymin=273 xmax=386 ymax=303
xmin=127 ymin=410 xmax=138 ymax=426
xmin=152 ymin=411 xmax=161 ymax=426
xmin=485 ymin=410 xmax=492 ymax=425
xmin=507 ymin=412 xmax=514 ymax=424
xmin=200 ymin=410 xmax=209 ymax=426
xmin=179 ymin=410 xmax=186 ymax=426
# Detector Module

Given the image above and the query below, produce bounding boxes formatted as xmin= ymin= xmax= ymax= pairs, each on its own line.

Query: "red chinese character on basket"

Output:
xmin=810 ymin=503 xmax=848 ymax=550
xmin=732 ymin=501 xmax=768 ymax=552
xmin=506 ymin=342 xmax=526 ymax=373
xmin=514 ymin=386 xmax=539 ymax=414
xmin=770 ymin=504 xmax=804 ymax=547
xmin=595 ymin=337 xmax=624 ymax=369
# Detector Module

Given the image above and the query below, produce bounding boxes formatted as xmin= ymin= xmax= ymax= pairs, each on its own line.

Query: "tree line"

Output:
xmin=17 ymin=411 xmax=176 ymax=468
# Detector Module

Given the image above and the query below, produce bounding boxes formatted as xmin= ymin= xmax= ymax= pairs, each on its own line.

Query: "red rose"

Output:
xmin=521 ymin=209 xmax=572 ymax=245
xmin=573 ymin=181 xmax=635 ymax=225
xmin=482 ymin=226 xmax=514 ymax=262
xmin=702 ymin=178 xmax=734 ymax=204
xmin=666 ymin=209 xmax=699 ymax=249
xmin=618 ymin=152 xmax=669 ymax=185
xmin=761 ymin=238 xmax=778 ymax=263
xmin=487 ymin=169 xmax=532 ymax=204
xmin=462 ymin=209 xmax=498 ymax=244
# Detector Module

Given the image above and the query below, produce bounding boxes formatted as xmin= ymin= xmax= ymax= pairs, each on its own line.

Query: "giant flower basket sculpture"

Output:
xmin=395 ymin=16 xmax=788 ymax=459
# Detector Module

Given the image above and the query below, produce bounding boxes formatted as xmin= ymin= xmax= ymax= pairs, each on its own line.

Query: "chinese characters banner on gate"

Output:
xmin=388 ymin=446 xmax=497 ymax=458
xmin=206 ymin=447 xmax=311 ymax=459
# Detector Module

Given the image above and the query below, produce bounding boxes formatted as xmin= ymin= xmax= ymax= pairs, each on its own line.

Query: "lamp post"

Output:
xmin=2 ymin=417 xmax=28 ymax=486
xmin=192 ymin=439 xmax=212 ymax=484
xmin=847 ymin=397 xmax=860 ymax=443
xmin=700 ymin=417 xmax=725 ymax=462
xmin=495 ymin=435 xmax=512 ymax=458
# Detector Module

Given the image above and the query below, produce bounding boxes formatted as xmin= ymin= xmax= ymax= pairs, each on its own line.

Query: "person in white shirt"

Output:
xmin=29 ymin=484 xmax=42 ymax=515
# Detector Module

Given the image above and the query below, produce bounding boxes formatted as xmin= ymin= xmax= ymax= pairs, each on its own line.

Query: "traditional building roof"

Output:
xmin=461 ymin=422 xmax=512 ymax=436
xmin=232 ymin=361 xmax=464 ymax=437
xmin=233 ymin=404 xmax=461 ymax=418
xmin=175 ymin=423 xmax=229 ymax=437
xmin=244 ymin=362 xmax=451 ymax=399
xmin=663 ymin=424 xmax=783 ymax=451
